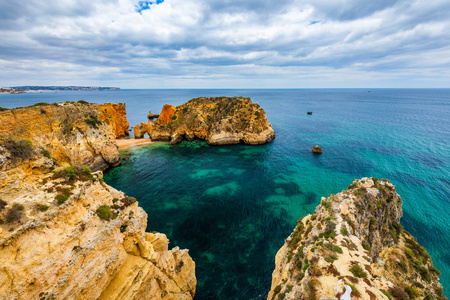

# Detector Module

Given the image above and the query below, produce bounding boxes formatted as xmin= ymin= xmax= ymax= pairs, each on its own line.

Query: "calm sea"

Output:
xmin=1 ymin=89 xmax=449 ymax=299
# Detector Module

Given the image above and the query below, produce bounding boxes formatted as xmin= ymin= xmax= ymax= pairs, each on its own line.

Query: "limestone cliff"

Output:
xmin=134 ymin=97 xmax=275 ymax=145
xmin=0 ymin=103 xmax=196 ymax=300
xmin=98 ymin=103 xmax=130 ymax=139
xmin=0 ymin=102 xmax=129 ymax=172
xmin=268 ymin=178 xmax=446 ymax=300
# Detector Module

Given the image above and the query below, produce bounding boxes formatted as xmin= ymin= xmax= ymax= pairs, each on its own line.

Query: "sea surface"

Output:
xmin=1 ymin=89 xmax=449 ymax=298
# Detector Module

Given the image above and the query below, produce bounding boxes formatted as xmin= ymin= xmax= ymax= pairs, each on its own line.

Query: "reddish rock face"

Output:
xmin=98 ymin=103 xmax=129 ymax=138
xmin=157 ymin=104 xmax=176 ymax=125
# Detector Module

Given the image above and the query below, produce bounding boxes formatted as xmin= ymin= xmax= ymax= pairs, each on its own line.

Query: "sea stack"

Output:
xmin=134 ymin=97 xmax=275 ymax=145
xmin=312 ymin=145 xmax=323 ymax=154
xmin=267 ymin=178 xmax=445 ymax=300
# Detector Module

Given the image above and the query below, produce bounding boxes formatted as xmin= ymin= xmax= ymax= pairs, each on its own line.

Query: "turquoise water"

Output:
xmin=1 ymin=89 xmax=449 ymax=298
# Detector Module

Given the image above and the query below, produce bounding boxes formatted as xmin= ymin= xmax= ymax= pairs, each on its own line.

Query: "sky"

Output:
xmin=0 ymin=0 xmax=449 ymax=88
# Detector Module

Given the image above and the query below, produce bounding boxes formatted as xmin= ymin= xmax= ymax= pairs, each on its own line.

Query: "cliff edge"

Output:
xmin=0 ymin=102 xmax=196 ymax=300
xmin=268 ymin=178 xmax=445 ymax=300
xmin=134 ymin=97 xmax=275 ymax=145
xmin=0 ymin=102 xmax=129 ymax=171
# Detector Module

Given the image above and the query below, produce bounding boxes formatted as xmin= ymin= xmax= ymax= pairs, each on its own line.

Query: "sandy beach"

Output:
xmin=116 ymin=138 xmax=152 ymax=150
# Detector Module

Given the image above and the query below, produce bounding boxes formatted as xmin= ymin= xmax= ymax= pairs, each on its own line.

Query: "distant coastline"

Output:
xmin=0 ymin=86 xmax=120 ymax=94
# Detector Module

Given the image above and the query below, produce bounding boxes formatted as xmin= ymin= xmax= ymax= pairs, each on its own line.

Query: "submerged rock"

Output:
xmin=268 ymin=177 xmax=445 ymax=300
xmin=134 ymin=97 xmax=275 ymax=145
xmin=312 ymin=145 xmax=323 ymax=153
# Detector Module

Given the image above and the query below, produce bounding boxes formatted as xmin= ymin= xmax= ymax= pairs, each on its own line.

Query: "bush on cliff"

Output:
xmin=32 ymin=102 xmax=50 ymax=107
xmin=52 ymin=165 xmax=94 ymax=182
xmin=3 ymin=138 xmax=34 ymax=160
xmin=85 ymin=114 xmax=102 ymax=129
xmin=41 ymin=149 xmax=52 ymax=159
xmin=5 ymin=203 xmax=24 ymax=223
xmin=349 ymin=264 xmax=367 ymax=278
xmin=96 ymin=205 xmax=112 ymax=220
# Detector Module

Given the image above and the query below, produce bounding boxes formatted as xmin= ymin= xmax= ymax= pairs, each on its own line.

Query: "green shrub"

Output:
xmin=389 ymin=285 xmax=410 ymax=300
xmin=85 ymin=114 xmax=102 ymax=129
xmin=362 ymin=241 xmax=371 ymax=251
xmin=65 ymin=166 xmax=77 ymax=181
xmin=32 ymin=102 xmax=50 ymax=106
xmin=41 ymin=149 xmax=52 ymax=159
xmin=405 ymin=286 xmax=420 ymax=299
xmin=273 ymin=284 xmax=282 ymax=295
xmin=323 ymin=243 xmax=343 ymax=254
xmin=171 ymin=115 xmax=177 ymax=120
xmin=96 ymin=205 xmax=112 ymax=220
xmin=77 ymin=100 xmax=89 ymax=104
xmin=36 ymin=204 xmax=49 ymax=212
xmin=430 ymin=265 xmax=441 ymax=276
xmin=0 ymin=107 xmax=10 ymax=111
xmin=380 ymin=290 xmax=393 ymax=300
xmin=3 ymin=138 xmax=34 ymax=160
xmin=5 ymin=204 xmax=24 ymax=223
xmin=122 ymin=196 xmax=136 ymax=207
xmin=349 ymin=265 xmax=367 ymax=278
xmin=340 ymin=226 xmax=349 ymax=236
xmin=56 ymin=194 xmax=69 ymax=204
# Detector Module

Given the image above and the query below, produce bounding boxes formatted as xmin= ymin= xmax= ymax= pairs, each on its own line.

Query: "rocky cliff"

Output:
xmin=0 ymin=102 xmax=129 ymax=171
xmin=134 ymin=97 xmax=275 ymax=145
xmin=0 ymin=102 xmax=196 ymax=300
xmin=268 ymin=178 xmax=445 ymax=300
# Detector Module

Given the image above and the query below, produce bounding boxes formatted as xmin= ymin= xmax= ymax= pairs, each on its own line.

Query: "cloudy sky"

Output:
xmin=1 ymin=0 xmax=449 ymax=88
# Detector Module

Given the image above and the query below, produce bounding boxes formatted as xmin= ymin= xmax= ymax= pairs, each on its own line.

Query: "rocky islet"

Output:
xmin=134 ymin=96 xmax=276 ymax=145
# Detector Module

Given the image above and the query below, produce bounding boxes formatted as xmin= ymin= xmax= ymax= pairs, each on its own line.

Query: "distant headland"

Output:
xmin=0 ymin=86 xmax=120 ymax=94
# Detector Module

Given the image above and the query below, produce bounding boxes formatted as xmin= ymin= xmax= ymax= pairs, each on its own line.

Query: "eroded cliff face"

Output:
xmin=98 ymin=103 xmax=130 ymax=139
xmin=0 ymin=102 xmax=129 ymax=172
xmin=268 ymin=178 xmax=445 ymax=300
xmin=0 ymin=103 xmax=196 ymax=300
xmin=134 ymin=97 xmax=275 ymax=145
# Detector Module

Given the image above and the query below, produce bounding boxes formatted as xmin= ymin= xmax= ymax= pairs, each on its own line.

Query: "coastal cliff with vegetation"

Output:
xmin=268 ymin=178 xmax=445 ymax=300
xmin=0 ymin=102 xmax=129 ymax=171
xmin=134 ymin=96 xmax=275 ymax=145
xmin=0 ymin=103 xmax=196 ymax=300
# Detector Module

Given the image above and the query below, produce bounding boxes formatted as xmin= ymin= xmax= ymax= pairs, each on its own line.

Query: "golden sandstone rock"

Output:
xmin=0 ymin=102 xmax=128 ymax=171
xmin=0 ymin=102 xmax=196 ymax=300
xmin=267 ymin=178 xmax=445 ymax=300
xmin=134 ymin=97 xmax=275 ymax=145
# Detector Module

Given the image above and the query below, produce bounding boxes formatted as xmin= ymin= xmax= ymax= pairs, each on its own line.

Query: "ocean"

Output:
xmin=1 ymin=89 xmax=449 ymax=299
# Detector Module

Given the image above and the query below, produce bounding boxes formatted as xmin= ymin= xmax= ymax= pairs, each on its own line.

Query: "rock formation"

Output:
xmin=0 ymin=102 xmax=129 ymax=171
xmin=134 ymin=97 xmax=275 ymax=145
xmin=312 ymin=145 xmax=323 ymax=154
xmin=0 ymin=103 xmax=196 ymax=300
xmin=268 ymin=178 xmax=445 ymax=300
xmin=98 ymin=103 xmax=130 ymax=138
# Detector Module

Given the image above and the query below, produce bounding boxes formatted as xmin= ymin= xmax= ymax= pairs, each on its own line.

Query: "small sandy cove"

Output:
xmin=116 ymin=138 xmax=152 ymax=150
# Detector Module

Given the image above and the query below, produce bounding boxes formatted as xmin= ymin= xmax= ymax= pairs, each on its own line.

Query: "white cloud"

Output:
xmin=0 ymin=0 xmax=449 ymax=87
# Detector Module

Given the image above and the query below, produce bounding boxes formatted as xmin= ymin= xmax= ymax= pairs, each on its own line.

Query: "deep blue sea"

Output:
xmin=1 ymin=89 xmax=449 ymax=299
